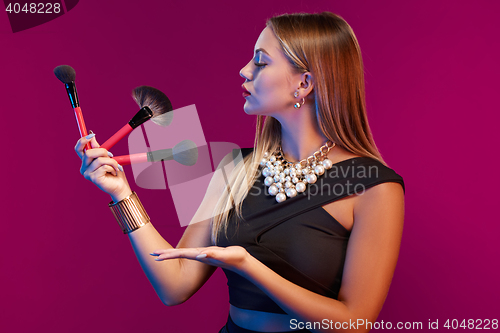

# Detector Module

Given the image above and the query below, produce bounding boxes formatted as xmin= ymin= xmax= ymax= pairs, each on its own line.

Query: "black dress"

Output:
xmin=217 ymin=148 xmax=405 ymax=332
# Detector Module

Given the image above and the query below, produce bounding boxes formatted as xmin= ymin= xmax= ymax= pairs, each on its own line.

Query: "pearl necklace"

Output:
xmin=259 ymin=141 xmax=336 ymax=203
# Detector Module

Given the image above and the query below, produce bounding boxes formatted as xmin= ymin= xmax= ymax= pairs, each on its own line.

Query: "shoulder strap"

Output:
xmin=304 ymin=157 xmax=404 ymax=208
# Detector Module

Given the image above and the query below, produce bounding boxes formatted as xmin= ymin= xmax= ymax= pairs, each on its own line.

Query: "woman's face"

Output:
xmin=240 ymin=27 xmax=302 ymax=116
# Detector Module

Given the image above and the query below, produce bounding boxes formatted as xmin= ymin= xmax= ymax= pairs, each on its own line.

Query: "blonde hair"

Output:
xmin=211 ymin=12 xmax=385 ymax=244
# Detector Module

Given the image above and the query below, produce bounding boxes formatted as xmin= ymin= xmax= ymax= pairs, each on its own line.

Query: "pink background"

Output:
xmin=1 ymin=0 xmax=499 ymax=332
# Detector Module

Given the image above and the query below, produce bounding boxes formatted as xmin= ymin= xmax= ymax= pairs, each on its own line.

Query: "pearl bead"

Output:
xmin=260 ymin=158 xmax=267 ymax=167
xmin=285 ymin=181 xmax=293 ymax=188
xmin=276 ymin=182 xmax=283 ymax=188
xmin=322 ymin=158 xmax=333 ymax=169
xmin=296 ymin=182 xmax=306 ymax=193
xmin=266 ymin=161 xmax=273 ymax=168
xmin=264 ymin=176 xmax=274 ymax=186
xmin=302 ymin=169 xmax=308 ymax=175
xmin=314 ymin=165 xmax=325 ymax=176
xmin=269 ymin=185 xmax=279 ymax=196
xmin=292 ymin=177 xmax=299 ymax=184
xmin=264 ymin=151 xmax=269 ymax=158
xmin=295 ymin=164 xmax=302 ymax=170
xmin=276 ymin=193 xmax=286 ymax=203
xmin=274 ymin=160 xmax=281 ymax=166
xmin=284 ymin=169 xmax=290 ymax=175
xmin=285 ymin=176 xmax=291 ymax=182
xmin=270 ymin=156 xmax=276 ymax=162
xmin=306 ymin=173 xmax=317 ymax=184
xmin=286 ymin=188 xmax=297 ymax=198
xmin=262 ymin=168 xmax=271 ymax=177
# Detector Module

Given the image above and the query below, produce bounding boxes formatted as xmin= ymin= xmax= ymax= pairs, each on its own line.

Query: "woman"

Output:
xmin=75 ymin=12 xmax=405 ymax=333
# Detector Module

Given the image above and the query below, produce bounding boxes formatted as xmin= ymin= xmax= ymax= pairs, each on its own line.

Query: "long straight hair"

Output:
xmin=211 ymin=12 xmax=385 ymax=244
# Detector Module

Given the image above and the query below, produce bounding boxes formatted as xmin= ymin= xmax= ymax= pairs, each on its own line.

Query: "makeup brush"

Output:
xmin=54 ymin=65 xmax=91 ymax=150
xmin=112 ymin=140 xmax=198 ymax=166
xmin=100 ymin=86 xmax=173 ymax=151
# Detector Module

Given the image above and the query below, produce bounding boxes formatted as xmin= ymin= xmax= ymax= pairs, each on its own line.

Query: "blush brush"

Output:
xmin=54 ymin=65 xmax=91 ymax=150
xmin=112 ymin=139 xmax=198 ymax=166
xmin=100 ymin=86 xmax=173 ymax=151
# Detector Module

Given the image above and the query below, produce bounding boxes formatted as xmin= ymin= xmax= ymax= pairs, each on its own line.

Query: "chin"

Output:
xmin=243 ymin=103 xmax=260 ymax=116
xmin=243 ymin=103 xmax=274 ymax=117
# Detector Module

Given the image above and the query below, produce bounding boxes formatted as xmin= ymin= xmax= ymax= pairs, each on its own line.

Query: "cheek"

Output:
xmin=254 ymin=71 xmax=286 ymax=96
xmin=253 ymin=75 xmax=269 ymax=95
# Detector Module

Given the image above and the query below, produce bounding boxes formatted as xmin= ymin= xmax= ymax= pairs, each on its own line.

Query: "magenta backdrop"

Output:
xmin=1 ymin=0 xmax=499 ymax=332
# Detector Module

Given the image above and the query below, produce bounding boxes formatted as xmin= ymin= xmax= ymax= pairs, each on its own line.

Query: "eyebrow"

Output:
xmin=255 ymin=48 xmax=270 ymax=56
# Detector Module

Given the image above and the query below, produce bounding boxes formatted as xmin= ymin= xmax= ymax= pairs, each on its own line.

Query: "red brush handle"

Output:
xmin=112 ymin=153 xmax=148 ymax=166
xmin=74 ymin=107 xmax=91 ymax=150
xmin=101 ymin=124 xmax=133 ymax=151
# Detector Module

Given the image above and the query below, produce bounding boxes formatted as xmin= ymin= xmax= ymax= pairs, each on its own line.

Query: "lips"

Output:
xmin=242 ymin=85 xmax=251 ymax=97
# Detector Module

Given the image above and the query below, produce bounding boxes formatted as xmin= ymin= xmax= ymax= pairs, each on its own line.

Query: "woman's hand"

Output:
xmin=150 ymin=246 xmax=250 ymax=273
xmin=74 ymin=133 xmax=132 ymax=202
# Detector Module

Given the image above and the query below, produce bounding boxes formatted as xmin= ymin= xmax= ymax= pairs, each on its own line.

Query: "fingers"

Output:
xmin=88 ymin=135 xmax=100 ymax=149
xmin=83 ymin=147 xmax=112 ymax=164
xmin=82 ymin=155 xmax=122 ymax=181
xmin=150 ymin=248 xmax=207 ymax=261
xmin=75 ymin=133 xmax=97 ymax=159
xmin=74 ymin=132 xmax=102 ymax=160
xmin=80 ymin=136 xmax=118 ymax=176
xmin=91 ymin=164 xmax=117 ymax=178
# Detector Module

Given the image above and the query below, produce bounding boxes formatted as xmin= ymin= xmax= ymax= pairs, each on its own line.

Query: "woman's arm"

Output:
xmin=126 ymin=153 xmax=242 ymax=305
xmin=126 ymin=217 xmax=215 ymax=306
xmin=156 ymin=181 xmax=404 ymax=332
xmin=75 ymin=135 xmax=237 ymax=306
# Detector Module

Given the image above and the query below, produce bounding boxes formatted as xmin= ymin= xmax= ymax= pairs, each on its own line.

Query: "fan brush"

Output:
xmin=100 ymin=86 xmax=173 ymax=151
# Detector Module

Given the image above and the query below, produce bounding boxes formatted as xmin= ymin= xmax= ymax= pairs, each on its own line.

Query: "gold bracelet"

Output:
xmin=109 ymin=191 xmax=150 ymax=234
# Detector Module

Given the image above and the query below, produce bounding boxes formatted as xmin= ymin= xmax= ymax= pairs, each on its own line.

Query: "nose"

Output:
xmin=239 ymin=61 xmax=253 ymax=81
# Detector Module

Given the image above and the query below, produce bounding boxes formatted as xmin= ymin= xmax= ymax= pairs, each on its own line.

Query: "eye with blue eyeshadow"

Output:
xmin=254 ymin=52 xmax=267 ymax=68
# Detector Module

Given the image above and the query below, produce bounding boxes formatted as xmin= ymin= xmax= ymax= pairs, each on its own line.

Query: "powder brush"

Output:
xmin=54 ymin=65 xmax=91 ymax=150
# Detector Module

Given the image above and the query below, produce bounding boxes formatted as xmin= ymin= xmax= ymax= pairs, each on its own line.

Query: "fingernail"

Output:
xmin=149 ymin=253 xmax=159 ymax=256
xmin=196 ymin=254 xmax=207 ymax=259
xmin=85 ymin=133 xmax=95 ymax=140
xmin=117 ymin=164 xmax=123 ymax=172
xmin=89 ymin=130 xmax=94 ymax=134
xmin=107 ymin=151 xmax=114 ymax=157
xmin=154 ymin=258 xmax=163 ymax=261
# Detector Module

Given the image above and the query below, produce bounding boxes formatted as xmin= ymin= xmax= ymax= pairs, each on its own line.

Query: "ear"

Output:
xmin=298 ymin=72 xmax=314 ymax=97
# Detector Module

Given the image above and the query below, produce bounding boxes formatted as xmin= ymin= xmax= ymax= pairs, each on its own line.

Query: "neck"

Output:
xmin=275 ymin=105 xmax=328 ymax=163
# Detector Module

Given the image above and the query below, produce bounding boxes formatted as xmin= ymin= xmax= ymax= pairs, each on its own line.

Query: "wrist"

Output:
xmin=109 ymin=191 xmax=150 ymax=234
xmin=236 ymin=250 xmax=257 ymax=277
xmin=110 ymin=189 xmax=133 ymax=203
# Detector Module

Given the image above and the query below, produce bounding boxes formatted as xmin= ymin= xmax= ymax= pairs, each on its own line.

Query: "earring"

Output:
xmin=293 ymin=90 xmax=305 ymax=108
xmin=294 ymin=98 xmax=305 ymax=109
